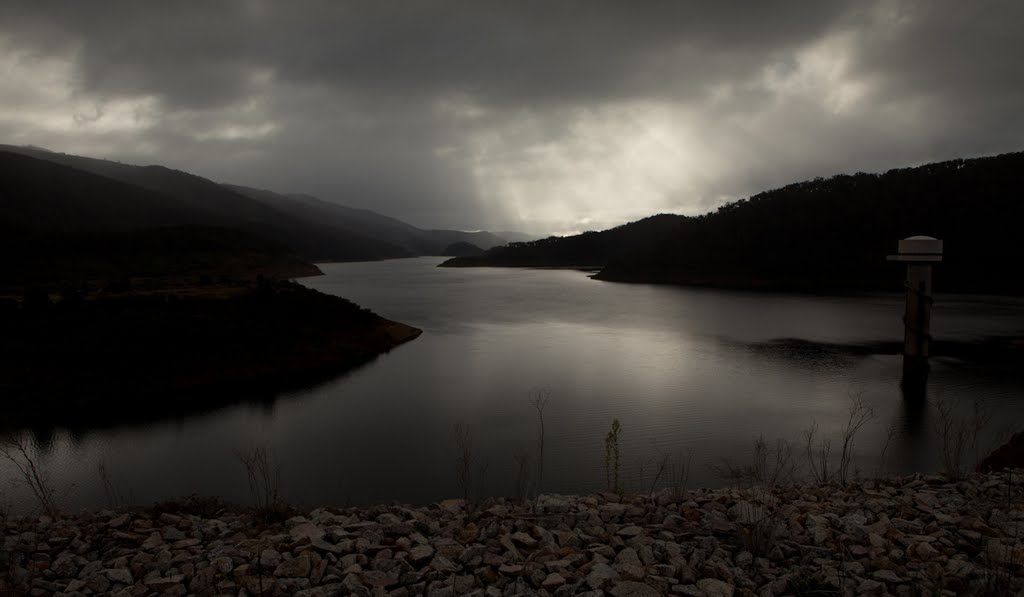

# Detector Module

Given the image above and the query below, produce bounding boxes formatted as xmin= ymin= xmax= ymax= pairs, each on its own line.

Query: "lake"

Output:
xmin=3 ymin=257 xmax=1023 ymax=513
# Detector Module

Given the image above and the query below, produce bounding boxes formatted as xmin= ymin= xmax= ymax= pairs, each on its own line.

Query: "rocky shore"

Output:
xmin=2 ymin=472 xmax=1021 ymax=596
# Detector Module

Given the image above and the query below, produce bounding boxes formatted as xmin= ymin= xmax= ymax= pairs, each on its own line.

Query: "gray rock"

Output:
xmin=211 ymin=555 xmax=233 ymax=574
xmin=361 ymin=569 xmax=398 ymax=588
xmin=586 ymin=562 xmax=621 ymax=590
xmin=615 ymin=547 xmax=646 ymax=581
xmin=295 ymin=583 xmax=346 ymax=597
xmin=275 ymin=554 xmax=312 ymax=578
xmin=617 ymin=526 xmax=643 ymax=537
xmin=409 ymin=544 xmax=434 ymax=564
xmin=610 ymin=580 xmax=661 ymax=597
xmin=291 ymin=522 xmax=327 ymax=542
xmin=104 ymin=568 xmax=134 ymax=585
xmin=141 ymin=531 xmax=164 ymax=551
xmin=429 ymin=555 xmax=460 ymax=573
xmin=86 ymin=574 xmax=110 ymax=593
xmin=510 ymin=531 xmax=536 ymax=547
xmin=542 ymin=572 xmax=566 ymax=589
xmin=260 ymin=548 xmax=283 ymax=568
xmin=696 ymin=578 xmax=734 ymax=597
xmin=536 ymin=494 xmax=571 ymax=514
xmin=107 ymin=514 xmax=130 ymax=528
xmin=498 ymin=564 xmax=524 ymax=576
xmin=144 ymin=573 xmax=185 ymax=591
xmin=311 ymin=537 xmax=345 ymax=554
xmin=871 ymin=569 xmax=902 ymax=583
xmin=856 ymin=578 xmax=885 ymax=594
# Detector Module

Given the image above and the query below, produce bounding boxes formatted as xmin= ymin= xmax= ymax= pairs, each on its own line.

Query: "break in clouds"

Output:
xmin=1 ymin=0 xmax=1022 ymax=234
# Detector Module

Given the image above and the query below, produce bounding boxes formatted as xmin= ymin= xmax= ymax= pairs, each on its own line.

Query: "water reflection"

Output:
xmin=3 ymin=258 xmax=1024 ymax=514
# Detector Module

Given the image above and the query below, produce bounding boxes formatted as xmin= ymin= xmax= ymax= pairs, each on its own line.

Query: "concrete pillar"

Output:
xmin=888 ymin=236 xmax=942 ymax=395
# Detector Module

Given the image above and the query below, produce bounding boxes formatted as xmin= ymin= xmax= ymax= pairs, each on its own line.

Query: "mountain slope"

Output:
xmin=0 ymin=145 xmax=411 ymax=262
xmin=441 ymin=151 xmax=1024 ymax=294
xmin=0 ymin=150 xmax=317 ymax=285
xmin=2 ymin=144 xmax=521 ymax=260
xmin=439 ymin=214 xmax=686 ymax=268
xmin=227 ymin=184 xmax=509 ymax=255
xmin=595 ymin=151 xmax=1024 ymax=293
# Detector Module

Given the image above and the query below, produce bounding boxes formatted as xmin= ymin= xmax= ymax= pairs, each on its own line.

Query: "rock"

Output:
xmin=295 ymin=583 xmax=346 ymax=597
xmin=429 ymin=555 xmax=460 ymax=573
xmin=536 ymin=494 xmax=571 ymax=514
xmin=86 ymin=574 xmax=110 ymax=593
xmin=104 ymin=568 xmax=134 ymax=585
xmin=1 ymin=471 xmax=1022 ymax=597
xmin=912 ymin=541 xmax=940 ymax=560
xmin=541 ymin=572 xmax=566 ymax=589
xmin=614 ymin=547 xmax=646 ymax=581
xmin=617 ymin=526 xmax=644 ymax=537
xmin=409 ymin=544 xmax=434 ymax=564
xmin=274 ymin=554 xmax=312 ymax=578
xmin=144 ymin=574 xmax=185 ymax=591
xmin=361 ymin=569 xmax=397 ymax=588
xmin=696 ymin=578 xmax=734 ymax=597
xmin=290 ymin=522 xmax=327 ymax=542
xmin=458 ymin=522 xmax=481 ymax=543
xmin=871 ymin=569 xmax=902 ymax=583
xmin=610 ymin=580 xmax=662 ymax=597
xmin=260 ymin=548 xmax=283 ymax=568
xmin=586 ymin=562 xmax=621 ymax=589
xmin=498 ymin=564 xmax=524 ymax=576
xmin=856 ymin=578 xmax=885 ymax=594
xmin=107 ymin=514 xmax=130 ymax=528
xmin=510 ymin=531 xmax=536 ymax=547
xmin=141 ymin=532 xmax=164 ymax=550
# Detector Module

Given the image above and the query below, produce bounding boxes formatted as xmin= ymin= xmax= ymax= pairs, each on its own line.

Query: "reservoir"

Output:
xmin=3 ymin=257 xmax=1023 ymax=512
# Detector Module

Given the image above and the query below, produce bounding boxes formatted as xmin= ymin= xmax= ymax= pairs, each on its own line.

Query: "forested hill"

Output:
xmin=439 ymin=214 xmax=686 ymax=268
xmin=596 ymin=151 xmax=1024 ymax=293
xmin=1 ymin=145 xmax=519 ymax=264
xmin=444 ymin=151 xmax=1024 ymax=294
xmin=0 ymin=150 xmax=317 ymax=285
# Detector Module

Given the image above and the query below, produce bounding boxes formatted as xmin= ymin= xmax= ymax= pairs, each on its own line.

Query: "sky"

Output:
xmin=1 ymin=1 xmax=1022 ymax=235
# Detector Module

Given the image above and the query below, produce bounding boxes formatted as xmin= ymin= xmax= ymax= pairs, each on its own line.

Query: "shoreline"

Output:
xmin=0 ymin=280 xmax=422 ymax=432
xmin=2 ymin=471 xmax=1021 ymax=596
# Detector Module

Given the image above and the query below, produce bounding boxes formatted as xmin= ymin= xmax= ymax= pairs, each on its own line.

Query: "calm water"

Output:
xmin=3 ymin=257 xmax=1024 ymax=513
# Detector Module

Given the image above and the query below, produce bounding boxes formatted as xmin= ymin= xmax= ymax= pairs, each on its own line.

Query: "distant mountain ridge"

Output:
xmin=225 ymin=184 xmax=510 ymax=257
xmin=0 ymin=144 xmax=527 ymax=285
xmin=0 ymin=150 xmax=317 ymax=284
xmin=443 ymin=150 xmax=1024 ymax=294
xmin=441 ymin=214 xmax=686 ymax=269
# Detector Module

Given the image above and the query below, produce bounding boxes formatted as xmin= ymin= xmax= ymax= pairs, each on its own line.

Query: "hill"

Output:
xmin=444 ymin=151 xmax=1024 ymax=294
xmin=0 ymin=280 xmax=421 ymax=430
xmin=439 ymin=214 xmax=686 ymax=268
xmin=1 ymin=144 xmax=520 ymax=262
xmin=0 ymin=150 xmax=317 ymax=286
xmin=597 ymin=151 xmax=1024 ymax=293
xmin=0 ymin=144 xmax=413 ymax=263
xmin=225 ymin=184 xmax=510 ymax=256
xmin=0 ymin=149 xmax=427 ymax=427
xmin=441 ymin=241 xmax=485 ymax=257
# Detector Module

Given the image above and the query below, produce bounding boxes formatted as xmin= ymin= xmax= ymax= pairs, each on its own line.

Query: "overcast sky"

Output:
xmin=1 ymin=1 xmax=1022 ymax=234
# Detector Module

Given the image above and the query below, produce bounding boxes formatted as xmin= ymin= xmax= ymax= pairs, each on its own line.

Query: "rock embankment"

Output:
xmin=2 ymin=472 xmax=1022 ymax=596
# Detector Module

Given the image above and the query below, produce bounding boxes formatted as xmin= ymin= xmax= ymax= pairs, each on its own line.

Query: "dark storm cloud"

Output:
xmin=1 ymin=1 xmax=1023 ymax=232
xmin=0 ymin=1 xmax=847 ymax=106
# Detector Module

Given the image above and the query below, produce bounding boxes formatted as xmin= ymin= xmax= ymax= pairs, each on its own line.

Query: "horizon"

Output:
xmin=2 ymin=2 xmax=1022 ymax=235
xmin=5 ymin=140 xmax=1019 ymax=240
